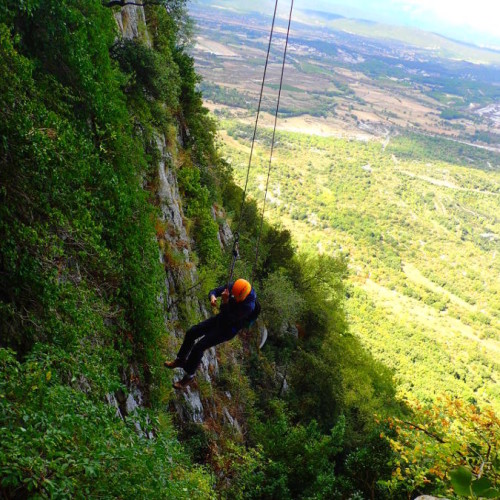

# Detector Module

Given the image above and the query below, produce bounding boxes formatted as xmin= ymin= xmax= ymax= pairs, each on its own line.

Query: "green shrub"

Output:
xmin=0 ymin=348 xmax=214 ymax=498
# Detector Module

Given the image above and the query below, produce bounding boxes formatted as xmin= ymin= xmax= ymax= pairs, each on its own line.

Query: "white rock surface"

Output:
xmin=113 ymin=5 xmax=151 ymax=45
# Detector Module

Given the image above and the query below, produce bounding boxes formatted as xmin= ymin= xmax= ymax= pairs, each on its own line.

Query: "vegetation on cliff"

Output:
xmin=0 ymin=1 xmax=498 ymax=499
xmin=0 ymin=0 xmax=214 ymax=496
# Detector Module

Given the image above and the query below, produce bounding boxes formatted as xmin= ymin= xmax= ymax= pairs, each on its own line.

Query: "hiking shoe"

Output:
xmin=164 ymin=358 xmax=184 ymax=369
xmin=173 ymin=374 xmax=195 ymax=390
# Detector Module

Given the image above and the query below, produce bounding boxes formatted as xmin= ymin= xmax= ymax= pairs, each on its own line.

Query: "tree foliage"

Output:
xmin=0 ymin=1 xmax=214 ymax=496
xmin=381 ymin=396 xmax=500 ymax=498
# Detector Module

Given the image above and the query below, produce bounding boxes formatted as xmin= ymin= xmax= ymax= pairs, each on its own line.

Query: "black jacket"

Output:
xmin=209 ymin=282 xmax=257 ymax=333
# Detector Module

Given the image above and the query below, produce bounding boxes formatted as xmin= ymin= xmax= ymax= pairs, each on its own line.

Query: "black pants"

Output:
xmin=176 ymin=316 xmax=237 ymax=375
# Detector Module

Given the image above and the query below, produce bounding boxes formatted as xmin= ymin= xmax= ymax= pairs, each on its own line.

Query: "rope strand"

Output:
xmin=226 ymin=0 xmax=294 ymax=288
xmin=234 ymin=0 xmax=279 ymax=238
xmin=252 ymin=0 xmax=294 ymax=282
xmin=226 ymin=0 xmax=280 ymax=287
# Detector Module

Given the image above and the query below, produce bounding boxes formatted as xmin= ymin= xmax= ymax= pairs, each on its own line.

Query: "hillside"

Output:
xmin=191 ymin=2 xmax=500 ymax=147
xmin=301 ymin=15 xmax=500 ymax=66
xmin=1 ymin=1 xmax=499 ymax=499
xmin=0 ymin=1 xmax=398 ymax=498
xmin=198 ymin=0 xmax=500 ymax=65
xmin=220 ymin=122 xmax=500 ymax=411
xmin=189 ymin=1 xmax=500 ymax=412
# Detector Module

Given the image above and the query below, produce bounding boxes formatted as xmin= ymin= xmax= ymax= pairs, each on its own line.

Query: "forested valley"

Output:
xmin=0 ymin=1 xmax=499 ymax=499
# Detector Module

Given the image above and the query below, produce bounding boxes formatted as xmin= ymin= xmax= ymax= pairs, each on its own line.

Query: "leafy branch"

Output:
xmin=399 ymin=420 xmax=446 ymax=444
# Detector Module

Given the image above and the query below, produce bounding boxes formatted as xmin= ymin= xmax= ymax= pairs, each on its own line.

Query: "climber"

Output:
xmin=165 ymin=278 xmax=258 ymax=390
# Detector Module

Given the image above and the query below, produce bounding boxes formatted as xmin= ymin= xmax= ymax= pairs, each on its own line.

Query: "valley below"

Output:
xmin=190 ymin=2 xmax=500 ymax=411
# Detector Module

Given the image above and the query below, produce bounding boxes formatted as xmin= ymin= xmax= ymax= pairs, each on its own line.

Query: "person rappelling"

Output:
xmin=165 ymin=278 xmax=259 ymax=390
xmin=165 ymin=0 xmax=290 ymax=392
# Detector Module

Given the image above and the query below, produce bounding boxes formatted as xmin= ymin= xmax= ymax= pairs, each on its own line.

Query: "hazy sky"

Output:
xmin=297 ymin=0 xmax=500 ymax=47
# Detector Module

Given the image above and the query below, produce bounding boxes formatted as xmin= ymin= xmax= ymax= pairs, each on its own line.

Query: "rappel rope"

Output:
xmin=226 ymin=0 xmax=280 ymax=288
xmin=252 ymin=0 xmax=294 ymax=284
xmin=227 ymin=0 xmax=294 ymax=288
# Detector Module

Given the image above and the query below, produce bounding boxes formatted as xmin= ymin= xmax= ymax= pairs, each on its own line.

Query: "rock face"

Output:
xmin=113 ymin=5 xmax=151 ymax=45
xmin=212 ymin=205 xmax=233 ymax=249
xmin=108 ymin=4 xmax=237 ymax=432
xmin=174 ymin=385 xmax=205 ymax=424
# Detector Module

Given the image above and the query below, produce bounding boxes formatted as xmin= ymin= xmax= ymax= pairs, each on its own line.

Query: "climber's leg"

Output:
xmin=183 ymin=326 xmax=237 ymax=376
xmin=165 ymin=316 xmax=218 ymax=369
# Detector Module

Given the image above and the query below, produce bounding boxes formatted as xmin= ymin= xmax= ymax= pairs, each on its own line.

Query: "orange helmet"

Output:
xmin=232 ymin=279 xmax=252 ymax=303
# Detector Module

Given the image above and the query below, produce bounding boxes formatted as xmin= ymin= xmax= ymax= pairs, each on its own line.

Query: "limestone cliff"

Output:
xmin=111 ymin=3 xmax=242 ymax=434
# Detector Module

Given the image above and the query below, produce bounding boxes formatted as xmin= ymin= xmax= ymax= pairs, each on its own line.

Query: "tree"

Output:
xmin=382 ymin=396 xmax=500 ymax=498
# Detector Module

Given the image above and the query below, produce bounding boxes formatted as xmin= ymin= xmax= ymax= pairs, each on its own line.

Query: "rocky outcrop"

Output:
xmin=212 ymin=205 xmax=233 ymax=249
xmin=113 ymin=4 xmax=151 ymax=45
xmin=105 ymin=365 xmax=154 ymax=439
